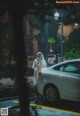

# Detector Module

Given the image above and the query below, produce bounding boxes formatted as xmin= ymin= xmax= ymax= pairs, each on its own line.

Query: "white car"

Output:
xmin=37 ymin=59 xmax=80 ymax=102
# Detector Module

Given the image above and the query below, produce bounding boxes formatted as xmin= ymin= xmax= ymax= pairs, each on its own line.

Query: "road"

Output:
xmin=0 ymin=98 xmax=80 ymax=116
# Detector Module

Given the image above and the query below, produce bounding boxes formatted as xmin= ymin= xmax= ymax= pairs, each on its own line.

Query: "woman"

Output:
xmin=32 ymin=52 xmax=47 ymax=86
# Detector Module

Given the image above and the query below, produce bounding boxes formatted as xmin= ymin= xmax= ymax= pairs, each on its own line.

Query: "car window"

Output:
xmin=64 ymin=64 xmax=78 ymax=72
xmin=60 ymin=66 xmax=64 ymax=71
xmin=53 ymin=61 xmax=80 ymax=74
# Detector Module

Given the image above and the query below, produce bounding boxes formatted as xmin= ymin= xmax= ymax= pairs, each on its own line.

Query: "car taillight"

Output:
xmin=38 ymin=72 xmax=42 ymax=76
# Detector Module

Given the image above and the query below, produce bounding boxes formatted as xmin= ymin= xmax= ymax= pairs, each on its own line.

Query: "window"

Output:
xmin=64 ymin=64 xmax=78 ymax=72
xmin=54 ymin=61 xmax=80 ymax=74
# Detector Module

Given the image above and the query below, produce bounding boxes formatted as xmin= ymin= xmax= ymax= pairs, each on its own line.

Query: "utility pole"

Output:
xmin=44 ymin=15 xmax=49 ymax=64
xmin=60 ymin=12 xmax=64 ymax=62
xmin=60 ymin=22 xmax=63 ymax=61
xmin=54 ymin=10 xmax=64 ymax=62
xmin=44 ymin=0 xmax=49 ymax=64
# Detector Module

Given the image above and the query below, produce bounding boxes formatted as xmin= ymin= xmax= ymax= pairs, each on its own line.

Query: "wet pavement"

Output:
xmin=0 ymin=98 xmax=80 ymax=116
xmin=0 ymin=76 xmax=80 ymax=116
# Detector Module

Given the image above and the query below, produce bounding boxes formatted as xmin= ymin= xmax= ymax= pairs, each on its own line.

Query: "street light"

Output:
xmin=54 ymin=10 xmax=64 ymax=62
xmin=54 ymin=12 xmax=60 ymax=20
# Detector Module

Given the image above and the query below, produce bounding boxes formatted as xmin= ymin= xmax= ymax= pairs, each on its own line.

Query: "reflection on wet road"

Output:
xmin=30 ymin=91 xmax=80 ymax=116
xmin=0 ymin=96 xmax=80 ymax=116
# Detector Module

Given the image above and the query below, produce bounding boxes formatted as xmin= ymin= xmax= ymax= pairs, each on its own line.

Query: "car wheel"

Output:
xmin=44 ymin=85 xmax=59 ymax=102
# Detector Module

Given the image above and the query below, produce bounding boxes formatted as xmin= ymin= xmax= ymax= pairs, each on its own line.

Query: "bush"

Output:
xmin=0 ymin=77 xmax=17 ymax=98
xmin=64 ymin=48 xmax=80 ymax=59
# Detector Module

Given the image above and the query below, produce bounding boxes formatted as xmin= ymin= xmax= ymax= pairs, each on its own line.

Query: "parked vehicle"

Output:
xmin=37 ymin=59 xmax=80 ymax=102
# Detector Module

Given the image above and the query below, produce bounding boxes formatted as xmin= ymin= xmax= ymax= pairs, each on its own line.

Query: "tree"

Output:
xmin=64 ymin=29 xmax=80 ymax=59
xmin=0 ymin=0 xmax=34 ymax=116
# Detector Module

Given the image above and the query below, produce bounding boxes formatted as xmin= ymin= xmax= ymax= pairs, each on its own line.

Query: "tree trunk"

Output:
xmin=12 ymin=12 xmax=30 ymax=116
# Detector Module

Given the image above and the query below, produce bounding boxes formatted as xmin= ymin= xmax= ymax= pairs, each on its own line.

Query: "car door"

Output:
xmin=60 ymin=62 xmax=80 ymax=101
xmin=54 ymin=61 xmax=80 ymax=101
xmin=61 ymin=72 xmax=80 ymax=101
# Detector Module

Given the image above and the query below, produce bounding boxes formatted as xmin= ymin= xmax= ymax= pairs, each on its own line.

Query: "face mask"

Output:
xmin=37 ymin=54 xmax=43 ymax=59
xmin=39 ymin=55 xmax=43 ymax=59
